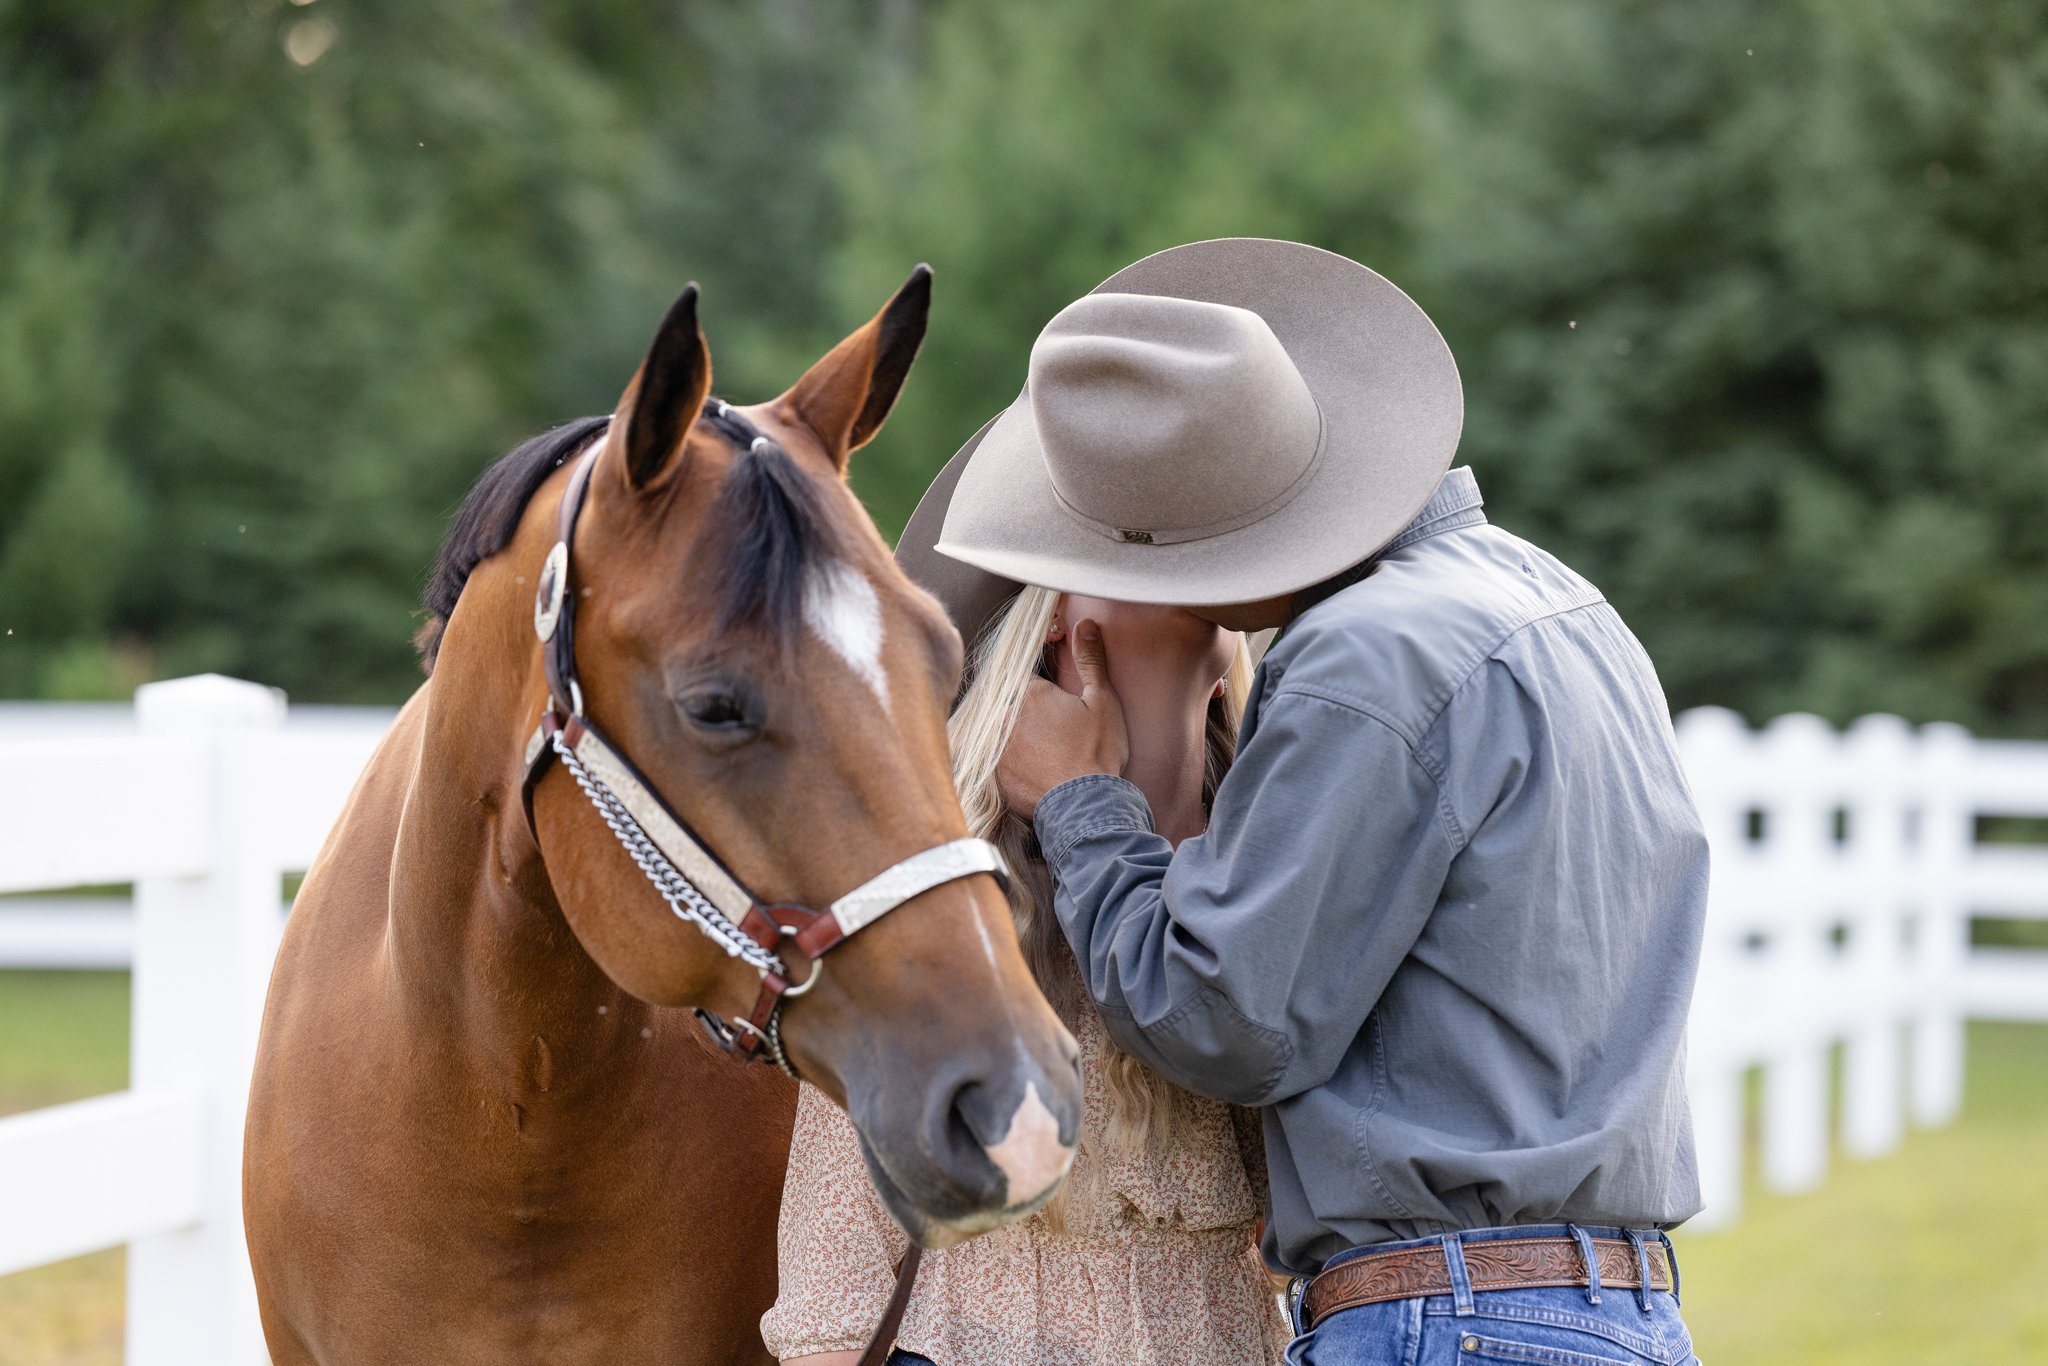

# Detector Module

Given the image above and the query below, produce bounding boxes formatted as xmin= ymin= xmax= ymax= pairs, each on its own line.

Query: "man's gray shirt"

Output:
xmin=1034 ymin=468 xmax=1708 ymax=1276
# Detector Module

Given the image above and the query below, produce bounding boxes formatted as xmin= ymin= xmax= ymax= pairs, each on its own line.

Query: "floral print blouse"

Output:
xmin=760 ymin=959 xmax=1290 ymax=1365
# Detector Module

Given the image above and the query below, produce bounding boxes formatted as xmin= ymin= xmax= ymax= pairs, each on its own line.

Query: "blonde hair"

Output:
xmin=949 ymin=585 xmax=1252 ymax=1216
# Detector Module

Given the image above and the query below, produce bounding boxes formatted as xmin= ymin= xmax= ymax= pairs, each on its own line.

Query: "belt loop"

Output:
xmin=1624 ymin=1229 xmax=1655 ymax=1314
xmin=1440 ymin=1234 xmax=1476 ymax=1317
xmin=1567 ymin=1224 xmax=1602 ymax=1306
xmin=1657 ymin=1230 xmax=1682 ymax=1304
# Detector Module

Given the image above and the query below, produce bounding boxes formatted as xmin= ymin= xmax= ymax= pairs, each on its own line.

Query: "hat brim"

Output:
xmin=896 ymin=414 xmax=1023 ymax=650
xmin=898 ymin=238 xmax=1462 ymax=646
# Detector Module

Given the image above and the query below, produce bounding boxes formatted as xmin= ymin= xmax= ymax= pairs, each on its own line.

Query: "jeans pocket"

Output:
xmin=1451 ymin=1329 xmax=1645 ymax=1366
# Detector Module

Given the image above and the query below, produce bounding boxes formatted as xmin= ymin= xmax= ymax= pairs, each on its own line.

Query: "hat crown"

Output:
xmin=1027 ymin=293 xmax=1322 ymax=544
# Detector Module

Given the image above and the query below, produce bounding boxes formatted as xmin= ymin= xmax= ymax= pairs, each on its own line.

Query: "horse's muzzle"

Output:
xmin=850 ymin=1038 xmax=1083 ymax=1246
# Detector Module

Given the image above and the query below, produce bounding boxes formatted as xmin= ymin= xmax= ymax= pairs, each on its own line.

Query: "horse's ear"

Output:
xmin=612 ymin=284 xmax=712 ymax=491
xmin=776 ymin=265 xmax=932 ymax=473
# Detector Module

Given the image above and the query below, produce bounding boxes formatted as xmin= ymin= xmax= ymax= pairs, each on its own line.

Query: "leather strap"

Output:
xmin=805 ymin=840 xmax=1009 ymax=958
xmin=544 ymin=712 xmax=756 ymax=923
xmin=1301 ymin=1234 xmax=1674 ymax=1330
xmin=855 ymin=1246 xmax=921 ymax=1366
xmin=734 ymin=840 xmax=1007 ymax=961
xmin=535 ymin=447 xmax=599 ymax=721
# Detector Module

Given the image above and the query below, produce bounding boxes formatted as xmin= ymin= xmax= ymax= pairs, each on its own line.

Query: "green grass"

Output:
xmin=0 ymin=1249 xmax=125 ymax=1366
xmin=1676 ymin=1020 xmax=2048 ymax=1364
xmin=0 ymin=971 xmax=132 ymax=1366
xmin=0 ymin=972 xmax=2043 ymax=1363
xmin=0 ymin=970 xmax=129 ymax=1117
xmin=1973 ymin=917 xmax=2048 ymax=950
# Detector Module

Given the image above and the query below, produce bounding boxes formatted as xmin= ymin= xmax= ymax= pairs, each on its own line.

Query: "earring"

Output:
xmin=1048 ymin=619 xmax=1065 ymax=642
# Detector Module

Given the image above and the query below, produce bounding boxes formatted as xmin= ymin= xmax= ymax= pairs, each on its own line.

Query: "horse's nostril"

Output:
xmin=941 ymin=1079 xmax=1003 ymax=1174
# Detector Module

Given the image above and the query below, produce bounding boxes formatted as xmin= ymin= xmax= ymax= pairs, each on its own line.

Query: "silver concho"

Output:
xmin=533 ymin=540 xmax=570 ymax=642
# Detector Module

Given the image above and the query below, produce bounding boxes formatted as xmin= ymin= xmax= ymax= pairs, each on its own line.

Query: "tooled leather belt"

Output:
xmin=1301 ymin=1234 xmax=1675 ymax=1331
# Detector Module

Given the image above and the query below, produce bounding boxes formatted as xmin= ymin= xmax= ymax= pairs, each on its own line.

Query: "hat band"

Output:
xmin=1048 ymin=400 xmax=1328 ymax=547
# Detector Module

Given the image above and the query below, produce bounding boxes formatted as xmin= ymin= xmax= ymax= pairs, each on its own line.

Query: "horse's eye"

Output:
xmin=680 ymin=690 xmax=753 ymax=732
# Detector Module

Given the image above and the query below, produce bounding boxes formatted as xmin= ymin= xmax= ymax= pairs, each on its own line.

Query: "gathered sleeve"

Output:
xmin=759 ymin=1082 xmax=911 ymax=1360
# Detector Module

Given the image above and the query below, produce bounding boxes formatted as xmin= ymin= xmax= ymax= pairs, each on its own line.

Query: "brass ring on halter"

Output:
xmin=731 ymin=1011 xmax=799 ymax=1079
xmin=730 ymin=1015 xmax=776 ymax=1052
xmin=777 ymin=925 xmax=826 ymax=999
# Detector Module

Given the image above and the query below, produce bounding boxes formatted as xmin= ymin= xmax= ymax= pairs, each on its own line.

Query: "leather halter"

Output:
xmin=519 ymin=402 xmax=1009 ymax=1078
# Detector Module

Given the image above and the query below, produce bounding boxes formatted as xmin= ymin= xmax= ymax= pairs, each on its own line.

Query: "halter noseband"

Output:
xmin=520 ymin=402 xmax=1008 ymax=1078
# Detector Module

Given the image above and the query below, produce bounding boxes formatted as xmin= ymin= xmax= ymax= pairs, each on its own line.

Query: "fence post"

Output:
xmin=1913 ymin=721 xmax=1972 ymax=1127
xmin=1674 ymin=707 xmax=1752 ymax=1228
xmin=1758 ymin=714 xmax=1833 ymax=1195
xmin=128 ymin=675 xmax=285 ymax=1366
xmin=1841 ymin=715 xmax=1910 ymax=1158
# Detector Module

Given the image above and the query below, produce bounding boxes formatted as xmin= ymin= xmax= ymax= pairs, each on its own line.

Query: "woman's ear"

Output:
xmin=1211 ymin=677 xmax=1227 ymax=700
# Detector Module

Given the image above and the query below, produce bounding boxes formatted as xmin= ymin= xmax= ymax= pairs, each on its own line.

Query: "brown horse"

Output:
xmin=244 ymin=270 xmax=1082 ymax=1364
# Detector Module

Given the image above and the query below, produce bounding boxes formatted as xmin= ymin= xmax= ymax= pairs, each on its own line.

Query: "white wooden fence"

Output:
xmin=0 ymin=678 xmax=388 ymax=1365
xmin=2 ymin=681 xmax=2047 ymax=1358
xmin=1675 ymin=708 xmax=2048 ymax=1226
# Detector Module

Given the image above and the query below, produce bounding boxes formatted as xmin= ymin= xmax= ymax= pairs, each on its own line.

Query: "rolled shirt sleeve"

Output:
xmin=1035 ymin=687 xmax=1459 ymax=1107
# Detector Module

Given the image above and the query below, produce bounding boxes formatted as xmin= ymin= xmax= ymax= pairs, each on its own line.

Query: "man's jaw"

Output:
xmin=1188 ymin=595 xmax=1293 ymax=633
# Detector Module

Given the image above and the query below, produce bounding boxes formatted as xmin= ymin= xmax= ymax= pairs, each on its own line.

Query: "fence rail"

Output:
xmin=2 ymin=681 xmax=2046 ymax=1359
xmin=0 ymin=678 xmax=390 ymax=1365
xmin=1674 ymin=708 xmax=2048 ymax=1226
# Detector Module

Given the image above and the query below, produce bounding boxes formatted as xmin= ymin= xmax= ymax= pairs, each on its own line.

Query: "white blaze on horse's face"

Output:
xmin=803 ymin=560 xmax=890 ymax=712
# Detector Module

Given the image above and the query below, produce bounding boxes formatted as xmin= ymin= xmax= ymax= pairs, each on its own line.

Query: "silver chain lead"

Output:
xmin=551 ymin=731 xmax=781 ymax=976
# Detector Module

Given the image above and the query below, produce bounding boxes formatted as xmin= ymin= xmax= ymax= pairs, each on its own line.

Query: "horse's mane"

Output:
xmin=416 ymin=409 xmax=845 ymax=673
xmin=416 ymin=416 xmax=611 ymax=672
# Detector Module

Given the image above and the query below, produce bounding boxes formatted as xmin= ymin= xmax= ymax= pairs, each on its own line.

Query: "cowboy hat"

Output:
xmin=896 ymin=237 xmax=1462 ymax=648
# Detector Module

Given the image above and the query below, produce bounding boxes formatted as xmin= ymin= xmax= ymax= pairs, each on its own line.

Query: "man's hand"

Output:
xmin=997 ymin=620 xmax=1129 ymax=819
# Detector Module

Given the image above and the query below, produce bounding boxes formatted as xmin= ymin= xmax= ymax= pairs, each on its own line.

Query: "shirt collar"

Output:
xmin=1289 ymin=467 xmax=1486 ymax=616
xmin=1380 ymin=466 xmax=1486 ymax=556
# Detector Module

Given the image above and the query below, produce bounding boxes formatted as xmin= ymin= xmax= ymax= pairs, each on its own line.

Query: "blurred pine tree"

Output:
xmin=2 ymin=0 xmax=653 ymax=698
xmin=0 ymin=134 xmax=137 ymax=697
xmin=827 ymin=0 xmax=1432 ymax=538
xmin=1422 ymin=0 xmax=2048 ymax=732
xmin=2 ymin=0 xmax=2044 ymax=732
xmin=0 ymin=0 xmax=902 ymax=700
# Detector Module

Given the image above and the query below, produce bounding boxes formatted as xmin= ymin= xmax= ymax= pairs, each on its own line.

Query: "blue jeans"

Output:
xmin=1285 ymin=1226 xmax=1699 ymax=1366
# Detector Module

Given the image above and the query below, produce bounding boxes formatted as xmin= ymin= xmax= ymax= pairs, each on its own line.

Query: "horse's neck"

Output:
xmin=383 ymin=668 xmax=640 ymax=1101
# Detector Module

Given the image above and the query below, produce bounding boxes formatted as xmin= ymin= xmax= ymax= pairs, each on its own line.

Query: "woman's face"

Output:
xmin=1050 ymin=594 xmax=1237 ymax=700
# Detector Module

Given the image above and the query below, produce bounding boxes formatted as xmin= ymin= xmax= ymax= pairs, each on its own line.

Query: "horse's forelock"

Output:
xmin=695 ymin=439 xmax=851 ymax=651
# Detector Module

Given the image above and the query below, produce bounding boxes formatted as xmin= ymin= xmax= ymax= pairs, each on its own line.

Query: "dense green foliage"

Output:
xmin=1 ymin=0 xmax=2044 ymax=729
xmin=1429 ymin=0 xmax=2048 ymax=728
xmin=834 ymin=0 xmax=1429 ymax=527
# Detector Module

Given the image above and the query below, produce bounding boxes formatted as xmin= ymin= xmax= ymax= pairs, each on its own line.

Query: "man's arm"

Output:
xmin=1032 ymin=683 xmax=1460 ymax=1106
